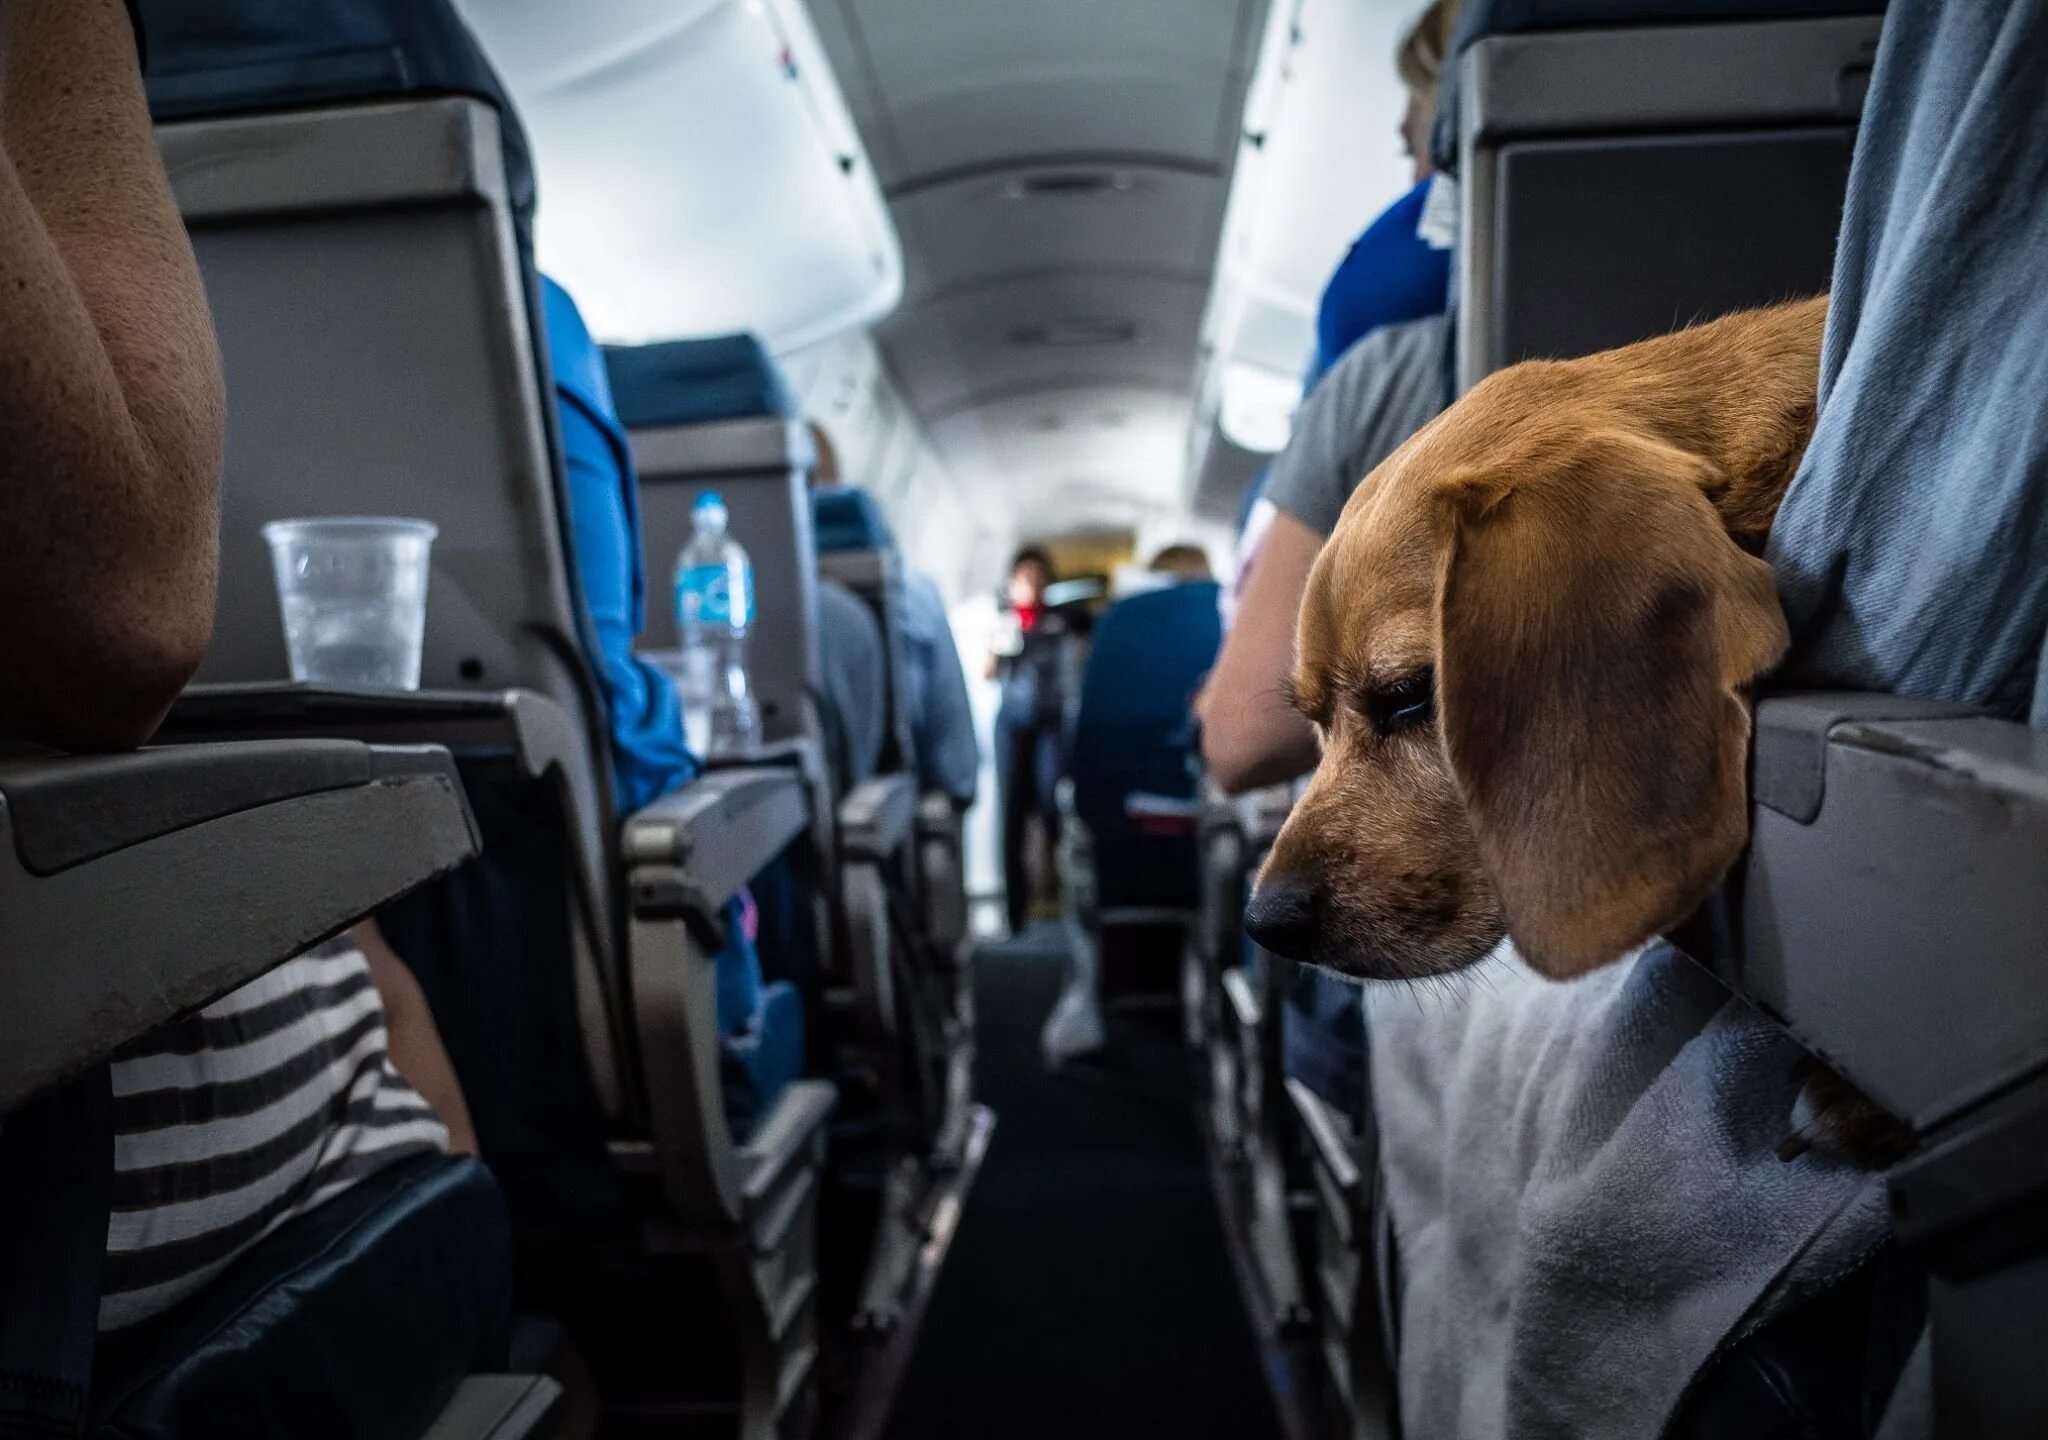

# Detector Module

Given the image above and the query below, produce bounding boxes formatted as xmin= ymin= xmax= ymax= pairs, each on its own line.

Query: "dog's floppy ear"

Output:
xmin=1433 ymin=430 xmax=1788 ymax=978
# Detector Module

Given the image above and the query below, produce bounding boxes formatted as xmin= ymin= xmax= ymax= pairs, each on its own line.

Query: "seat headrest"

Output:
xmin=811 ymin=487 xmax=896 ymax=554
xmin=603 ymin=335 xmax=797 ymax=431
xmin=1428 ymin=0 xmax=1888 ymax=175
xmin=139 ymin=0 xmax=534 ymax=228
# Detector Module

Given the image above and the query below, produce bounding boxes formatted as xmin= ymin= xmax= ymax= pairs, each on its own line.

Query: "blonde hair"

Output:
xmin=1396 ymin=0 xmax=1461 ymax=97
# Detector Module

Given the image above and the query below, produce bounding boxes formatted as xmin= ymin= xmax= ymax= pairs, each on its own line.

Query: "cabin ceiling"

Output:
xmin=804 ymin=0 xmax=1271 ymax=539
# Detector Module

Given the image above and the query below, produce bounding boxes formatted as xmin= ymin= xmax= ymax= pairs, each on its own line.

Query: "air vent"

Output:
xmin=1008 ymin=319 xmax=1141 ymax=349
xmin=999 ymin=169 xmax=1138 ymax=201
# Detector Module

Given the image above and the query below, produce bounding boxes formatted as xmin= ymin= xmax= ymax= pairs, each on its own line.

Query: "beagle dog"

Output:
xmin=1246 ymin=296 xmax=1827 ymax=983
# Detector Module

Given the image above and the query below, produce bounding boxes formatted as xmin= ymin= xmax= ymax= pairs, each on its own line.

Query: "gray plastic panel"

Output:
xmin=628 ymin=418 xmax=820 ymax=746
xmin=0 ymin=743 xmax=478 ymax=1113
xmin=624 ymin=765 xmax=808 ymax=919
xmin=839 ymin=772 xmax=916 ymax=862
xmin=161 ymin=98 xmax=588 ymax=716
xmin=1696 ymin=698 xmax=2048 ymax=1131
xmin=158 ymin=98 xmax=506 ymax=221
xmin=1456 ymin=17 xmax=1881 ymax=390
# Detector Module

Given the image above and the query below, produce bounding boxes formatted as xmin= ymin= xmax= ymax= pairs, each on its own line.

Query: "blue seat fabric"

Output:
xmin=1070 ymin=583 xmax=1222 ymax=911
xmin=1310 ymin=178 xmax=1451 ymax=387
xmin=92 ymin=1155 xmax=511 ymax=1440
xmin=603 ymin=334 xmax=796 ymax=430
xmin=810 ymin=487 xmax=895 ymax=554
xmin=138 ymin=0 xmax=536 ymax=238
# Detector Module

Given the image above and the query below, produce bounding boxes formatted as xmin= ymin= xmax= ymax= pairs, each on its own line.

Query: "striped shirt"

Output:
xmin=100 ymin=940 xmax=448 ymax=1333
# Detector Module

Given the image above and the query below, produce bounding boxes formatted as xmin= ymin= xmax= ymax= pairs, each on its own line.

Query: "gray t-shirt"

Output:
xmin=1265 ymin=314 xmax=1452 ymax=538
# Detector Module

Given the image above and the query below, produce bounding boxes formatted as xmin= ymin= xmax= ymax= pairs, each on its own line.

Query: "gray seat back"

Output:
xmin=1456 ymin=16 xmax=1882 ymax=390
xmin=163 ymin=97 xmax=591 ymax=715
xmin=627 ymin=418 xmax=820 ymax=748
xmin=159 ymin=96 xmax=631 ymax=1116
xmin=818 ymin=546 xmax=918 ymax=779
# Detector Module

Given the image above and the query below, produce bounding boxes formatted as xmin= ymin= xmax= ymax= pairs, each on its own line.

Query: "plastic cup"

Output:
xmin=261 ymin=517 xmax=437 ymax=690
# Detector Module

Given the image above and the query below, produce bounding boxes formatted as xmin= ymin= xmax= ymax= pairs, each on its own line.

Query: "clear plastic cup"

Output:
xmin=261 ymin=517 xmax=437 ymax=690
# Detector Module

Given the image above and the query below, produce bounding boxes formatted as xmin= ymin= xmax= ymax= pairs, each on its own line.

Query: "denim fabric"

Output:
xmin=1767 ymin=1 xmax=2048 ymax=719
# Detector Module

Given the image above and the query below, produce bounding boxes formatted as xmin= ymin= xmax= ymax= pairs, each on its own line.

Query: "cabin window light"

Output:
xmin=1219 ymin=360 xmax=1300 ymax=454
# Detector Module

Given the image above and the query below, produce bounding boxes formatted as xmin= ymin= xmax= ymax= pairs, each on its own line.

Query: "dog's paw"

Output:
xmin=1778 ymin=1059 xmax=1914 ymax=1170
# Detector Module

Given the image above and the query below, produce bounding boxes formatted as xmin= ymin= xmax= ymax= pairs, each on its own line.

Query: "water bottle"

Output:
xmin=673 ymin=491 xmax=759 ymax=759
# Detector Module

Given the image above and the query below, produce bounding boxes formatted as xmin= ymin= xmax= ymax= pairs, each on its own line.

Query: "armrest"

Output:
xmin=1674 ymin=691 xmax=2048 ymax=1133
xmin=0 ymin=741 xmax=478 ymax=1113
xmin=838 ymin=772 xmax=916 ymax=863
xmin=1285 ymin=1077 xmax=1361 ymax=1199
xmin=915 ymin=790 xmax=963 ymax=839
xmin=624 ymin=765 xmax=807 ymax=923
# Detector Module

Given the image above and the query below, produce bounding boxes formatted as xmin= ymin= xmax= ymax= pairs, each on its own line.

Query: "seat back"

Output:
xmin=148 ymin=3 xmax=593 ymax=719
xmin=1070 ymin=583 xmax=1222 ymax=910
xmin=812 ymin=488 xmax=917 ymax=778
xmin=1451 ymin=7 xmax=1883 ymax=390
xmin=606 ymin=338 xmax=821 ymax=747
xmin=148 ymin=0 xmax=631 ymax=1125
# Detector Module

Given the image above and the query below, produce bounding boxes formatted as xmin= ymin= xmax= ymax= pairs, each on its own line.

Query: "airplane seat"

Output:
xmin=141 ymin=6 xmax=836 ymax=1432
xmin=608 ymin=337 xmax=971 ymax=1335
xmin=1437 ymin=0 xmax=1887 ymax=392
xmin=0 ymin=739 xmax=524 ymax=1439
xmin=809 ymin=484 xmax=979 ymax=1177
xmin=1051 ymin=581 xmax=1221 ymax=1054
xmin=90 ymin=1154 xmax=518 ymax=1440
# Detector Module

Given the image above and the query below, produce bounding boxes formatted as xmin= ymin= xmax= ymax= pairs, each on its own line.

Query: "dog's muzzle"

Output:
xmin=1243 ymin=873 xmax=1324 ymax=964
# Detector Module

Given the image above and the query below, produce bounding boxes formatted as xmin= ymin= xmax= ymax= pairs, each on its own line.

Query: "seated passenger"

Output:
xmin=1306 ymin=0 xmax=1456 ymax=387
xmin=0 ymin=0 xmax=477 ymax=1354
xmin=990 ymin=547 xmax=1069 ymax=934
xmin=1146 ymin=543 xmax=1215 ymax=583
xmin=817 ymin=576 xmax=888 ymax=795
xmin=807 ymin=422 xmax=980 ymax=807
xmin=1196 ymin=0 xmax=1456 ymax=794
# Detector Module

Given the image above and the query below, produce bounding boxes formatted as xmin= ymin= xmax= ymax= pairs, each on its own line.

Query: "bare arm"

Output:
xmin=353 ymin=920 xmax=479 ymax=1157
xmin=1197 ymin=510 xmax=1323 ymax=794
xmin=0 ymin=0 xmax=225 ymax=750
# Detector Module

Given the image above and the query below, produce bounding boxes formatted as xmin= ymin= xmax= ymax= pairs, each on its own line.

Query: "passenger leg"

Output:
xmin=999 ymin=716 xmax=1032 ymax=934
xmin=353 ymin=918 xmax=478 ymax=1157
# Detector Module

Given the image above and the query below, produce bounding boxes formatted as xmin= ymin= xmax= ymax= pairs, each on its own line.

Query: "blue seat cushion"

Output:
xmin=603 ymin=335 xmax=796 ymax=430
xmin=138 ymin=0 xmax=534 ymax=233
xmin=1070 ymin=583 xmax=1222 ymax=910
xmin=92 ymin=1154 xmax=511 ymax=1440
xmin=721 ymin=981 xmax=805 ymax=1144
xmin=811 ymin=487 xmax=896 ymax=554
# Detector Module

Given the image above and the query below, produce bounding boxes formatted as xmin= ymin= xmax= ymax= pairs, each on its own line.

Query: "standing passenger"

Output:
xmin=990 ymin=547 xmax=1067 ymax=934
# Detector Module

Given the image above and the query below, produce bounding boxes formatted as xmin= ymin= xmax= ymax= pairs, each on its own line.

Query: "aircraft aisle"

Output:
xmin=886 ymin=925 xmax=1283 ymax=1440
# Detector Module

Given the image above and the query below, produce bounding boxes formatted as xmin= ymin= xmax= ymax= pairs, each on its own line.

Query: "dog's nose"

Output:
xmin=1244 ymin=874 xmax=1323 ymax=962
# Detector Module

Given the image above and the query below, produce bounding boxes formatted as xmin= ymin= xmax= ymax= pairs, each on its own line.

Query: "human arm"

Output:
xmin=0 ymin=0 xmax=225 ymax=750
xmin=353 ymin=919 xmax=479 ymax=1157
xmin=1196 ymin=509 xmax=1325 ymax=793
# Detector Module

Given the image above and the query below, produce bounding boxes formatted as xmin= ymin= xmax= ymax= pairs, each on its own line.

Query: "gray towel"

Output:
xmin=1369 ymin=945 xmax=1887 ymax=1440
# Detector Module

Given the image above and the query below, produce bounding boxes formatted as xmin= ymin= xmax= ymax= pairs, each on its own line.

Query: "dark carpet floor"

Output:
xmin=886 ymin=925 xmax=1281 ymax=1440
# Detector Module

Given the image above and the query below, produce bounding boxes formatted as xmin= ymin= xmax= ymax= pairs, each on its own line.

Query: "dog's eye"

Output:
xmin=1368 ymin=670 xmax=1435 ymax=736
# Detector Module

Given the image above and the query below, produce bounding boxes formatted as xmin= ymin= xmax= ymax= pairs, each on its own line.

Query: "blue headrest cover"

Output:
xmin=1429 ymin=0 xmax=1887 ymax=174
xmin=139 ymin=0 xmax=534 ymax=230
xmin=1071 ymin=582 xmax=1222 ymax=819
xmin=602 ymin=334 xmax=797 ymax=430
xmin=811 ymin=487 xmax=896 ymax=554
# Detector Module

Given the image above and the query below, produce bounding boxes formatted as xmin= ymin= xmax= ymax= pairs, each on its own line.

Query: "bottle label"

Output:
xmin=676 ymin=563 xmax=752 ymax=629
